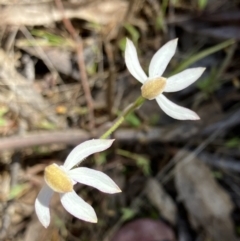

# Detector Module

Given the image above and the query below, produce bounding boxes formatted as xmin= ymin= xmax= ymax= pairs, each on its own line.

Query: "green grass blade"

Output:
xmin=172 ymin=39 xmax=235 ymax=75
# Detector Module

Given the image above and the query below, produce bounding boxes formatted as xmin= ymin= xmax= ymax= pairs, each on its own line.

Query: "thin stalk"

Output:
xmin=100 ymin=96 xmax=145 ymax=139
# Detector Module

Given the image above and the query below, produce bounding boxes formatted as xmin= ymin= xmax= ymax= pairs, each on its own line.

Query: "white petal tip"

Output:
xmin=176 ymin=115 xmax=200 ymax=121
xmin=90 ymin=217 xmax=98 ymax=223
xmin=167 ymin=38 xmax=178 ymax=47
xmin=104 ymin=139 xmax=115 ymax=148
xmin=117 ymin=186 xmax=122 ymax=192
xmin=189 ymin=113 xmax=200 ymax=120
xmin=193 ymin=116 xmax=200 ymax=120
xmin=178 ymin=115 xmax=200 ymax=121
xmin=98 ymin=138 xmax=114 ymax=145
xmin=125 ymin=38 xmax=133 ymax=47
xmin=107 ymin=182 xmax=122 ymax=194
xmin=116 ymin=188 xmax=122 ymax=193
xmin=197 ymin=67 xmax=206 ymax=72
xmin=180 ymin=111 xmax=200 ymax=120
xmin=170 ymin=38 xmax=178 ymax=45
xmin=43 ymin=223 xmax=49 ymax=228
xmin=111 ymin=187 xmax=122 ymax=194
xmin=84 ymin=216 xmax=98 ymax=223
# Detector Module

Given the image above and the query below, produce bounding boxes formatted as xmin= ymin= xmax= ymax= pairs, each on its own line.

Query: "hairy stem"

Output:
xmin=100 ymin=96 xmax=145 ymax=139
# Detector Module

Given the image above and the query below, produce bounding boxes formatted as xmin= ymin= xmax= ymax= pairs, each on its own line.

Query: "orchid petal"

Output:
xmin=60 ymin=191 xmax=97 ymax=223
xmin=165 ymin=68 xmax=205 ymax=92
xmin=35 ymin=185 xmax=54 ymax=228
xmin=125 ymin=38 xmax=147 ymax=84
xmin=156 ymin=94 xmax=200 ymax=120
xmin=63 ymin=139 xmax=114 ymax=170
xmin=149 ymin=39 xmax=178 ymax=78
xmin=68 ymin=167 xmax=121 ymax=194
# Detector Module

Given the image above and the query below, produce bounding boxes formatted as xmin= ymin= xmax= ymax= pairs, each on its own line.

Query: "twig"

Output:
xmin=54 ymin=0 xmax=95 ymax=130
xmin=0 ymin=129 xmax=89 ymax=151
xmin=199 ymin=152 xmax=240 ymax=173
xmin=104 ymin=40 xmax=115 ymax=120
xmin=0 ymin=124 xmax=200 ymax=152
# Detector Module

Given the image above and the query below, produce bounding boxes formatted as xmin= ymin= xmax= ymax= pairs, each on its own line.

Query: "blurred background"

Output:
xmin=0 ymin=0 xmax=239 ymax=240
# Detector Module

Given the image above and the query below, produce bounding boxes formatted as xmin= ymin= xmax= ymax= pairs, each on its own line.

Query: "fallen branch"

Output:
xmin=0 ymin=129 xmax=89 ymax=151
xmin=0 ymin=124 xmax=200 ymax=151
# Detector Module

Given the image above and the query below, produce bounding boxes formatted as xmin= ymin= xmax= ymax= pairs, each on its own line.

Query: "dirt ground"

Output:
xmin=0 ymin=0 xmax=240 ymax=240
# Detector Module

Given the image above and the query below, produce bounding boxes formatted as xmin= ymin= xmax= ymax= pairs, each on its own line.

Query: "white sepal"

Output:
xmin=60 ymin=191 xmax=97 ymax=223
xmin=156 ymin=94 xmax=200 ymax=120
xmin=68 ymin=167 xmax=121 ymax=194
xmin=125 ymin=38 xmax=147 ymax=84
xmin=35 ymin=185 xmax=54 ymax=228
xmin=63 ymin=139 xmax=114 ymax=170
xmin=149 ymin=39 xmax=178 ymax=78
xmin=164 ymin=68 xmax=205 ymax=92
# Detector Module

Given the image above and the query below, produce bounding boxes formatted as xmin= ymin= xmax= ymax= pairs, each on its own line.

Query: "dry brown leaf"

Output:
xmin=17 ymin=43 xmax=97 ymax=81
xmin=175 ymin=150 xmax=238 ymax=241
xmin=0 ymin=1 xmax=128 ymax=28
xmin=0 ymin=49 xmax=64 ymax=127
xmin=145 ymin=178 xmax=177 ymax=225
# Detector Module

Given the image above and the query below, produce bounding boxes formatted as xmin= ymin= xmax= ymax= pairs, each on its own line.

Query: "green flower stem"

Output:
xmin=100 ymin=96 xmax=145 ymax=139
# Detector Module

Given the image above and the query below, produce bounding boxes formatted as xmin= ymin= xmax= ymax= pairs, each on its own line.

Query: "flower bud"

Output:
xmin=44 ymin=163 xmax=73 ymax=193
xmin=141 ymin=77 xmax=167 ymax=100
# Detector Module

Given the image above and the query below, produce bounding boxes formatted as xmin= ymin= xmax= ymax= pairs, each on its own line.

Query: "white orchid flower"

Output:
xmin=125 ymin=38 xmax=205 ymax=120
xmin=35 ymin=139 xmax=121 ymax=228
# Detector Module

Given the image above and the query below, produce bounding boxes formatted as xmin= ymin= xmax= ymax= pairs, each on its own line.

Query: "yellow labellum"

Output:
xmin=141 ymin=77 xmax=167 ymax=100
xmin=44 ymin=163 xmax=73 ymax=193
